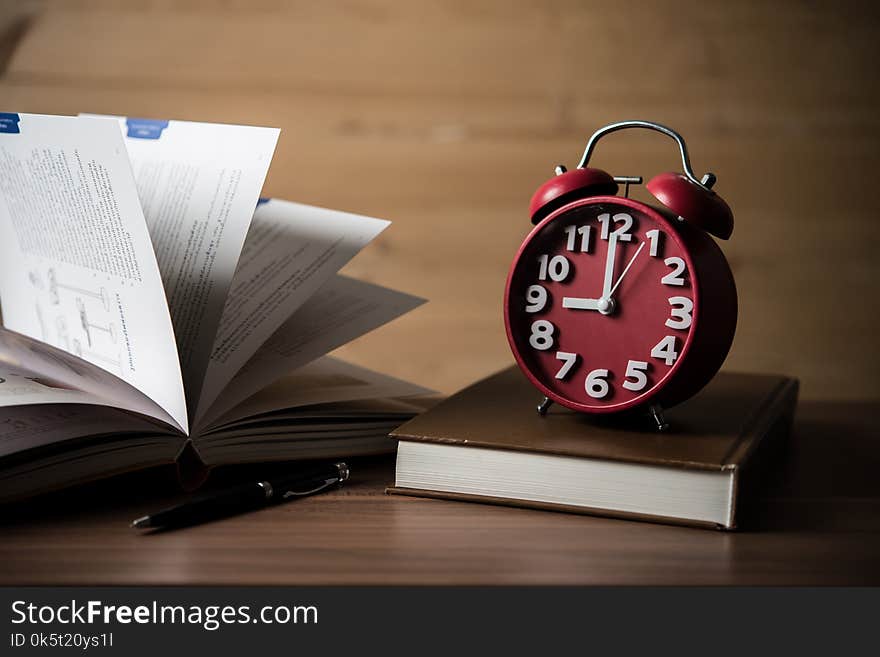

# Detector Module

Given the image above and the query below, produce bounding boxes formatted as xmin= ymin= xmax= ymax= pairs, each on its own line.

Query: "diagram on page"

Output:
xmin=28 ymin=267 xmax=123 ymax=375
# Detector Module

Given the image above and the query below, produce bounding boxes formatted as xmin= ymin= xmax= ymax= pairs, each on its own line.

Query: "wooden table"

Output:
xmin=1 ymin=399 xmax=878 ymax=585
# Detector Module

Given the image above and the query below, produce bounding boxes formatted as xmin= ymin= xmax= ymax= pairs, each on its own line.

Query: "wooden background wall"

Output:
xmin=1 ymin=0 xmax=878 ymax=401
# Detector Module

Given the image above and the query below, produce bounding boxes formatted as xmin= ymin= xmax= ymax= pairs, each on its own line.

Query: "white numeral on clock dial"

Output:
xmin=646 ymin=229 xmax=662 ymax=257
xmin=651 ymin=336 xmax=679 ymax=366
xmin=666 ymin=296 xmax=693 ymax=330
xmin=554 ymin=351 xmax=578 ymax=379
xmin=584 ymin=368 xmax=610 ymax=399
xmin=622 ymin=360 xmax=649 ymax=391
xmin=529 ymin=320 xmax=555 ymax=350
xmin=537 ymin=254 xmax=571 ymax=281
xmin=564 ymin=225 xmax=592 ymax=253
xmin=524 ymin=284 xmax=548 ymax=313
xmin=597 ymin=213 xmax=634 ymax=242
xmin=661 ymin=257 xmax=687 ymax=286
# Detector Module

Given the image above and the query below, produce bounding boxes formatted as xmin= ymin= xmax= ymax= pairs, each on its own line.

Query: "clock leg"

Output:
xmin=648 ymin=404 xmax=669 ymax=432
xmin=537 ymin=397 xmax=553 ymax=416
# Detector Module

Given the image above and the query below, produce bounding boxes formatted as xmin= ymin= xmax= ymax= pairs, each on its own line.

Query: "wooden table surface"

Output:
xmin=1 ymin=399 xmax=878 ymax=586
xmin=0 ymin=2 xmax=878 ymax=584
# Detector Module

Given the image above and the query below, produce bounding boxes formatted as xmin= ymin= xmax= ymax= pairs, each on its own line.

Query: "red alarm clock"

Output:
xmin=504 ymin=121 xmax=737 ymax=430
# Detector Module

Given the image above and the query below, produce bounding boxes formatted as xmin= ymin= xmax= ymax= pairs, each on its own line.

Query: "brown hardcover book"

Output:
xmin=389 ymin=366 xmax=799 ymax=530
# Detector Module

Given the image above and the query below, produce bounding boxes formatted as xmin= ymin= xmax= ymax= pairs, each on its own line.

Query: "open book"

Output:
xmin=0 ymin=113 xmax=429 ymax=503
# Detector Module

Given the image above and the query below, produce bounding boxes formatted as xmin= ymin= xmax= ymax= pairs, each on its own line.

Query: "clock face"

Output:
xmin=505 ymin=196 xmax=698 ymax=413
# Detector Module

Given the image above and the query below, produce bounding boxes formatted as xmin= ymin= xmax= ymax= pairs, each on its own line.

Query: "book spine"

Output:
xmin=175 ymin=439 xmax=210 ymax=491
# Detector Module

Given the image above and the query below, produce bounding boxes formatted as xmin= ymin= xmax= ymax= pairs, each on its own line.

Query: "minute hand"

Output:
xmin=601 ymin=233 xmax=618 ymax=300
xmin=609 ymin=241 xmax=645 ymax=297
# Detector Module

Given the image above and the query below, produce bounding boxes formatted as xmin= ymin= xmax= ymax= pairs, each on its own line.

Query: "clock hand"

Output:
xmin=601 ymin=232 xmax=618 ymax=301
xmin=608 ymin=241 xmax=645 ymax=297
xmin=562 ymin=297 xmax=600 ymax=310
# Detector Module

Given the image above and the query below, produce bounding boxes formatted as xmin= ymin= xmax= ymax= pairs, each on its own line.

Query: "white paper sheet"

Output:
xmin=0 ymin=114 xmax=188 ymax=432
xmin=197 ymin=274 xmax=425 ymax=429
xmin=0 ymin=367 xmax=105 ymax=411
xmin=194 ymin=199 xmax=389 ymax=421
xmin=89 ymin=115 xmax=279 ymax=411
xmin=0 ymin=326 xmax=180 ymax=428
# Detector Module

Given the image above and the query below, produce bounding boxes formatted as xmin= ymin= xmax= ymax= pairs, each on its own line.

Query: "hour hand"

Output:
xmin=562 ymin=297 xmax=600 ymax=310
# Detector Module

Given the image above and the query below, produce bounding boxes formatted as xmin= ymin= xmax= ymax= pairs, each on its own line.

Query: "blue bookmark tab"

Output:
xmin=125 ymin=117 xmax=169 ymax=140
xmin=0 ymin=113 xmax=21 ymax=134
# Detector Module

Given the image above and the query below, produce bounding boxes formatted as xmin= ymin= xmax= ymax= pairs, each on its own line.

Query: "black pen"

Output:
xmin=131 ymin=462 xmax=349 ymax=529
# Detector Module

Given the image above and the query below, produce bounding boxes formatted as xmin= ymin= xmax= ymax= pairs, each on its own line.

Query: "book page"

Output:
xmin=194 ymin=199 xmax=390 ymax=421
xmin=204 ymin=356 xmax=434 ymax=430
xmin=0 ymin=365 xmax=111 ymax=411
xmin=89 ymin=116 xmax=279 ymax=412
xmin=0 ymin=114 xmax=188 ymax=432
xmin=197 ymin=275 xmax=425 ymax=429
xmin=0 ymin=326 xmax=180 ymax=430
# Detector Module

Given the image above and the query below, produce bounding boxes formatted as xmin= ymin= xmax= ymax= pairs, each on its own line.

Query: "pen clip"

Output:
xmin=281 ymin=477 xmax=338 ymax=499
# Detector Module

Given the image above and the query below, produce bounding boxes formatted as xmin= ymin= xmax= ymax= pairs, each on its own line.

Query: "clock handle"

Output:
xmin=576 ymin=120 xmax=716 ymax=191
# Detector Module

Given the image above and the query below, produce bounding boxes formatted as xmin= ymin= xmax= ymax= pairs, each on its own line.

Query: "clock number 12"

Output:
xmin=597 ymin=213 xmax=634 ymax=242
